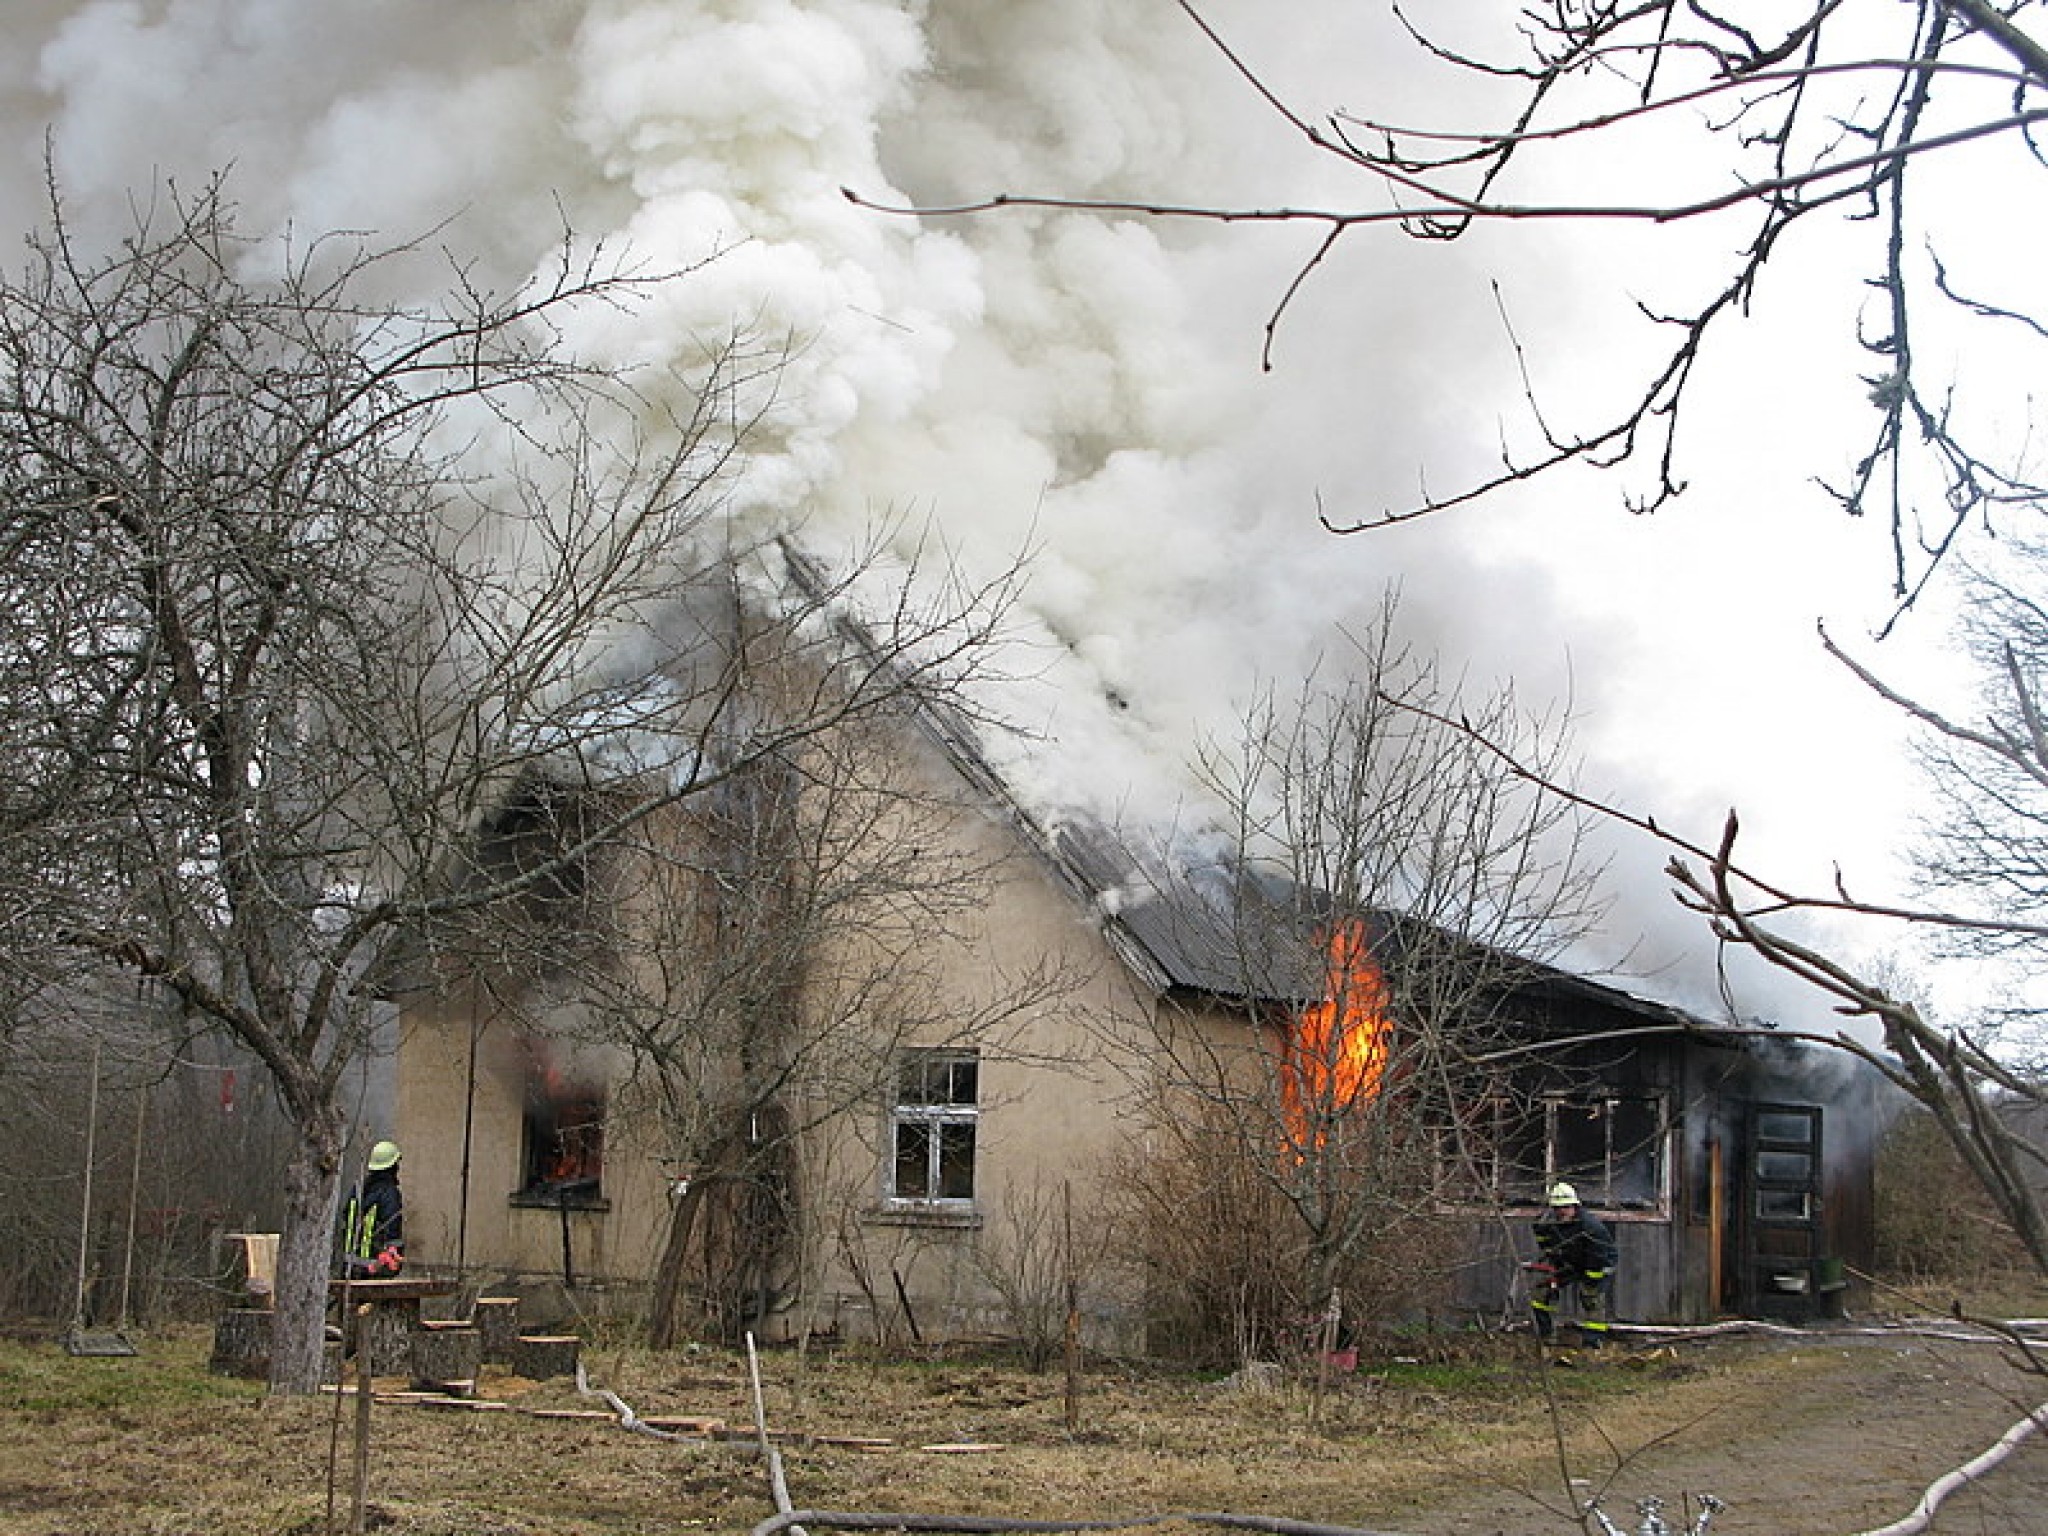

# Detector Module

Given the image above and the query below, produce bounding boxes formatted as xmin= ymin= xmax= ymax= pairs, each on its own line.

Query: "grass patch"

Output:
xmin=0 ymin=1344 xmax=256 ymax=1420
xmin=0 ymin=1315 xmax=2033 ymax=1536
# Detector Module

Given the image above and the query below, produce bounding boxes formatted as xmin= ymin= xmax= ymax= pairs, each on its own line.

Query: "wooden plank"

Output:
xmin=413 ymin=1394 xmax=507 ymax=1412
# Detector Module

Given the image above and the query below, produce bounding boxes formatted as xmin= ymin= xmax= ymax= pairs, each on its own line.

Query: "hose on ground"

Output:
xmin=1849 ymin=1398 xmax=2048 ymax=1536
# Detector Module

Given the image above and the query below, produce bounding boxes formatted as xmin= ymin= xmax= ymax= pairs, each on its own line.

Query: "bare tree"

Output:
xmin=1637 ymin=536 xmax=2048 ymax=1277
xmin=1106 ymin=601 xmax=1608 ymax=1357
xmin=413 ymin=541 xmax=1079 ymax=1349
xmin=0 ymin=175 xmax=1021 ymax=1391
xmin=877 ymin=0 xmax=2048 ymax=621
xmin=1872 ymin=532 xmax=2048 ymax=983
xmin=512 ymin=666 xmax=1077 ymax=1349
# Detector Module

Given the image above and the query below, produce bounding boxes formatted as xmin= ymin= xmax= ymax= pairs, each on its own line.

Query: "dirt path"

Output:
xmin=1390 ymin=1326 xmax=2048 ymax=1536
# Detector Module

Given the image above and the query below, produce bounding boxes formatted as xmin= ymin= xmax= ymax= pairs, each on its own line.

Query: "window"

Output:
xmin=1753 ymin=1105 xmax=1820 ymax=1223
xmin=886 ymin=1050 xmax=978 ymax=1208
xmin=515 ymin=1043 xmax=605 ymax=1207
xmin=1549 ymin=1094 xmax=1665 ymax=1211
xmin=1452 ymin=1089 xmax=1669 ymax=1215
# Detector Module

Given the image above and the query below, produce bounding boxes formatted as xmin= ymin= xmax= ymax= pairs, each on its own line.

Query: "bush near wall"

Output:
xmin=1872 ymin=1107 xmax=2029 ymax=1284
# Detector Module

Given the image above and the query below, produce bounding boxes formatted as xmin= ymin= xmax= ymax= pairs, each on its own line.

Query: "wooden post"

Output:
xmin=1311 ymin=1289 xmax=1341 ymax=1424
xmin=1062 ymin=1181 xmax=1080 ymax=1436
xmin=890 ymin=1267 xmax=922 ymax=1346
xmin=351 ymin=1304 xmax=373 ymax=1536
xmin=1709 ymin=1137 xmax=1725 ymax=1316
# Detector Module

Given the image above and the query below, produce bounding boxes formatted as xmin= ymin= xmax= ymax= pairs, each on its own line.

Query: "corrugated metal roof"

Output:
xmin=1044 ymin=816 xmax=1324 ymax=1003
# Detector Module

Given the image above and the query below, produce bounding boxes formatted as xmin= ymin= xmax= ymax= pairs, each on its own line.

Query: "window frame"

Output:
xmin=882 ymin=1048 xmax=980 ymax=1216
xmin=1446 ymin=1086 xmax=1672 ymax=1219
xmin=511 ymin=1063 xmax=608 ymax=1211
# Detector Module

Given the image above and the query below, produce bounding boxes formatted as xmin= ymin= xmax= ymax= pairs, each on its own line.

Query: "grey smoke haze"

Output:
xmin=0 ymin=1 xmax=1945 ymax=1026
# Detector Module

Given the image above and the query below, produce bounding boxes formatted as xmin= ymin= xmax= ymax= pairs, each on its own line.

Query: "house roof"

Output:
xmin=973 ymin=776 xmax=1736 ymax=1052
xmin=786 ymin=539 xmax=1737 ymax=1044
xmin=1043 ymin=816 xmax=1321 ymax=1002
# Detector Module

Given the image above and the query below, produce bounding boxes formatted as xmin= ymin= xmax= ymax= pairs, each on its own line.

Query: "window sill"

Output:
xmin=867 ymin=1202 xmax=982 ymax=1230
xmin=509 ymin=1190 xmax=612 ymax=1213
xmin=1438 ymin=1200 xmax=1670 ymax=1223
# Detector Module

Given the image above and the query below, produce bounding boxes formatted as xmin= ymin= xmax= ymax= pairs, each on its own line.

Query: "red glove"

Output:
xmin=370 ymin=1246 xmax=404 ymax=1277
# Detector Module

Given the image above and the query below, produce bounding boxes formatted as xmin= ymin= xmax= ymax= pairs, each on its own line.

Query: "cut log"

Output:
xmin=355 ymin=1297 xmax=422 ymax=1377
xmin=208 ymin=1308 xmax=273 ymax=1378
xmin=513 ymin=1333 xmax=581 ymax=1380
xmin=472 ymin=1296 xmax=521 ymax=1364
xmin=410 ymin=1322 xmax=482 ymax=1395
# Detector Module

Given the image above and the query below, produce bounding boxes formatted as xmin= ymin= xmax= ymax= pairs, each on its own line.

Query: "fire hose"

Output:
xmin=590 ymin=1315 xmax=2045 ymax=1536
xmin=1848 ymin=1397 xmax=2048 ymax=1536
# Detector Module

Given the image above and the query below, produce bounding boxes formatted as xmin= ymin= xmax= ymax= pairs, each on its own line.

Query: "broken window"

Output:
xmin=1450 ymin=1089 xmax=1669 ymax=1215
xmin=1545 ymin=1093 xmax=1667 ymax=1213
xmin=517 ymin=1044 xmax=605 ymax=1207
xmin=886 ymin=1049 xmax=978 ymax=1207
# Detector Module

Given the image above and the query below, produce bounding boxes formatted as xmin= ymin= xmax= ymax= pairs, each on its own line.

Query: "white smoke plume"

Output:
xmin=0 ymin=1 xmax=1931 ymax=1025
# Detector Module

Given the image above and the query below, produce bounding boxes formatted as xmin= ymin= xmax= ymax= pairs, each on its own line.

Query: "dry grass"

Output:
xmin=4 ymin=1311 xmax=2048 ymax=1536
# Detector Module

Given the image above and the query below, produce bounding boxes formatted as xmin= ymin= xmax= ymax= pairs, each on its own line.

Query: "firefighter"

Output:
xmin=337 ymin=1139 xmax=405 ymax=1279
xmin=1528 ymin=1181 xmax=1616 ymax=1351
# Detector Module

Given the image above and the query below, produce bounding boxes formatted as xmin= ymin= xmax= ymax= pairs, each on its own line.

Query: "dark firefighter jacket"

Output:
xmin=1533 ymin=1206 xmax=1618 ymax=1280
xmin=337 ymin=1169 xmax=405 ymax=1277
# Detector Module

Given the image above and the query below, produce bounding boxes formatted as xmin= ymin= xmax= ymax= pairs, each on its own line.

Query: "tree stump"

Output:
xmin=473 ymin=1296 xmax=521 ymax=1364
xmin=209 ymin=1308 xmax=273 ymax=1378
xmin=355 ymin=1297 xmax=421 ymax=1376
xmin=410 ymin=1321 xmax=482 ymax=1395
xmin=513 ymin=1334 xmax=581 ymax=1380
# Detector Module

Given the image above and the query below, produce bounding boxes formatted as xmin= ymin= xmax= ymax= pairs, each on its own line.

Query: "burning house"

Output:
xmin=387 ymin=683 xmax=1881 ymax=1349
xmin=1039 ymin=828 xmax=1883 ymax=1334
xmin=1421 ymin=970 xmax=1881 ymax=1326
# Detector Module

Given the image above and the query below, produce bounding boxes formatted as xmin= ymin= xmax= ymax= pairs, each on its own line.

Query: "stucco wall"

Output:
xmin=393 ymin=991 xmax=671 ymax=1310
xmin=391 ymin=714 xmax=1167 ymax=1349
xmin=768 ymin=711 xmax=1163 ymax=1351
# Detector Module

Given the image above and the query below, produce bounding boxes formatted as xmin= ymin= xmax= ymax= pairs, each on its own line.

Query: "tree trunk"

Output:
xmin=269 ymin=1107 xmax=347 ymax=1395
xmin=647 ymin=1178 xmax=709 ymax=1351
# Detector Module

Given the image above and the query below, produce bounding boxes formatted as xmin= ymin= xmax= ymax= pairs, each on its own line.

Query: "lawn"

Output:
xmin=2 ymin=1308 xmax=2045 ymax=1536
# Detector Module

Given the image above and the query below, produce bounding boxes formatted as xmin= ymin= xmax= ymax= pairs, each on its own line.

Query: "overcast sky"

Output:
xmin=2 ymin=0 xmax=2026 ymax=1026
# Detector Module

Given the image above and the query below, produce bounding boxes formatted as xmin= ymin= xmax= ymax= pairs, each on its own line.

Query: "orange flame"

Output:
xmin=522 ymin=1038 xmax=605 ymax=1186
xmin=1283 ymin=921 xmax=1392 ymax=1142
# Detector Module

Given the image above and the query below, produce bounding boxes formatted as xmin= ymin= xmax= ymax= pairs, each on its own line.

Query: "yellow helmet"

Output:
xmin=1547 ymin=1181 xmax=1579 ymax=1207
xmin=367 ymin=1140 xmax=402 ymax=1172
